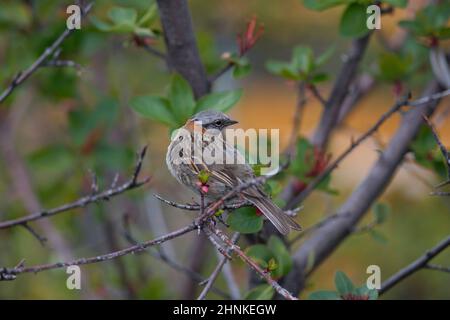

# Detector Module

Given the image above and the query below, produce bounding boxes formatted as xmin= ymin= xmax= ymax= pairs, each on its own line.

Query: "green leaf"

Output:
xmin=377 ymin=52 xmax=412 ymax=82
xmin=196 ymin=89 xmax=243 ymax=113
xmin=245 ymin=284 xmax=275 ymax=300
xmin=233 ymin=63 xmax=252 ymax=78
xmin=129 ymin=95 xmax=177 ymax=127
xmin=340 ymin=3 xmax=370 ymax=38
xmin=373 ymin=203 xmax=389 ymax=224
xmin=384 ymin=0 xmax=408 ymax=8
xmin=266 ymin=60 xmax=300 ymax=80
xmin=138 ymin=3 xmax=158 ymax=26
xmin=315 ymin=45 xmax=335 ymax=67
xmin=246 ymin=244 xmax=274 ymax=269
xmin=354 ymin=286 xmax=378 ymax=300
xmin=310 ymin=73 xmax=329 ymax=83
xmin=168 ymin=74 xmax=196 ymax=122
xmin=308 ymin=290 xmax=341 ymax=300
xmin=292 ymin=46 xmax=314 ymax=74
xmin=108 ymin=7 xmax=138 ymax=26
xmin=303 ymin=0 xmax=347 ymax=11
xmin=268 ymin=236 xmax=293 ymax=277
xmin=227 ymin=207 xmax=264 ymax=234
xmin=369 ymin=229 xmax=388 ymax=244
xmin=334 ymin=271 xmax=355 ymax=295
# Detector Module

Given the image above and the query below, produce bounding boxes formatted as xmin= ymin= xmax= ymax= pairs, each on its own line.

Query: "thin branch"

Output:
xmin=308 ymin=84 xmax=327 ymax=107
xmin=209 ymin=225 xmax=298 ymax=300
xmin=0 ymin=147 xmax=150 ymax=230
xmin=379 ymin=235 xmax=450 ymax=295
xmin=122 ymin=226 xmax=230 ymax=298
xmin=285 ymin=93 xmax=411 ymax=209
xmin=0 ymin=3 xmax=93 ymax=104
xmin=311 ymin=33 xmax=372 ymax=149
xmin=21 ymin=223 xmax=47 ymax=246
xmin=282 ymin=81 xmax=443 ymax=296
xmin=198 ymin=232 xmax=240 ymax=300
xmin=424 ymin=264 xmax=450 ymax=273
xmin=0 ymin=223 xmax=197 ymax=281
xmin=422 ymin=116 xmax=450 ymax=189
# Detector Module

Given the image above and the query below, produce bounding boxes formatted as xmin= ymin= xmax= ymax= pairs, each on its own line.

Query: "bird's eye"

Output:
xmin=214 ymin=120 xmax=223 ymax=126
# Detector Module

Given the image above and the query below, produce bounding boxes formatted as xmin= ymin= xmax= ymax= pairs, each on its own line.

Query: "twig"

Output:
xmin=21 ymin=223 xmax=47 ymax=246
xmin=0 ymin=3 xmax=93 ymax=104
xmin=422 ymin=116 xmax=450 ymax=189
xmin=379 ymin=235 xmax=450 ymax=295
xmin=154 ymin=194 xmax=300 ymax=217
xmin=122 ymin=226 xmax=230 ymax=298
xmin=285 ymin=94 xmax=411 ymax=209
xmin=281 ymin=81 xmax=443 ymax=296
xmin=0 ymin=147 xmax=150 ymax=230
xmin=209 ymin=225 xmax=298 ymax=300
xmin=424 ymin=264 xmax=450 ymax=273
xmin=308 ymin=84 xmax=327 ymax=107
xmin=0 ymin=223 xmax=198 ymax=281
xmin=198 ymin=232 xmax=240 ymax=300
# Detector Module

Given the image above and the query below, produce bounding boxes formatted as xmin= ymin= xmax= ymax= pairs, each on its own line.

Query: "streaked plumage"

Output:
xmin=166 ymin=110 xmax=301 ymax=234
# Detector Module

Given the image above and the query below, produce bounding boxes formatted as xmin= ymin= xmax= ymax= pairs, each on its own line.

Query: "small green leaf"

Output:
xmin=196 ymin=89 xmax=242 ymax=113
xmin=245 ymin=284 xmax=275 ymax=300
xmin=227 ymin=207 xmax=264 ymax=234
xmin=197 ymin=170 xmax=210 ymax=184
xmin=373 ymin=203 xmax=389 ymax=224
xmin=292 ymin=46 xmax=314 ymax=74
xmin=246 ymin=244 xmax=274 ymax=269
xmin=108 ymin=7 xmax=138 ymax=25
xmin=129 ymin=95 xmax=177 ymax=127
xmin=310 ymin=73 xmax=329 ymax=83
xmin=384 ymin=0 xmax=408 ymax=8
xmin=233 ymin=63 xmax=252 ymax=78
xmin=315 ymin=45 xmax=335 ymax=67
xmin=138 ymin=3 xmax=158 ymax=26
xmin=334 ymin=271 xmax=355 ymax=295
xmin=266 ymin=60 xmax=300 ymax=80
xmin=308 ymin=290 xmax=341 ymax=300
xmin=369 ymin=229 xmax=388 ymax=244
xmin=168 ymin=74 xmax=196 ymax=122
xmin=267 ymin=258 xmax=278 ymax=272
xmin=303 ymin=0 xmax=347 ymax=11
xmin=340 ymin=3 xmax=370 ymax=38
xmin=268 ymin=236 xmax=293 ymax=277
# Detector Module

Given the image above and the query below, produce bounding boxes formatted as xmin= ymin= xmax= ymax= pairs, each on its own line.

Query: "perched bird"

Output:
xmin=166 ymin=110 xmax=301 ymax=234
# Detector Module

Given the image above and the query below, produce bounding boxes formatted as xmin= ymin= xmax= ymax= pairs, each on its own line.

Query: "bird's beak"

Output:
xmin=226 ymin=119 xmax=238 ymax=126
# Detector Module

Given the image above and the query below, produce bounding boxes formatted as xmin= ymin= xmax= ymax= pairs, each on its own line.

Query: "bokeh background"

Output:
xmin=0 ymin=0 xmax=449 ymax=299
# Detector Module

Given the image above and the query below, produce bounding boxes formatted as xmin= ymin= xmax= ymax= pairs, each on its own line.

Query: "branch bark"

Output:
xmin=311 ymin=33 xmax=372 ymax=149
xmin=379 ymin=235 xmax=450 ymax=295
xmin=282 ymin=81 xmax=443 ymax=295
xmin=156 ymin=0 xmax=209 ymax=98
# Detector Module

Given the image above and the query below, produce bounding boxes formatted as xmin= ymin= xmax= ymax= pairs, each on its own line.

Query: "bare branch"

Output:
xmin=424 ymin=264 xmax=450 ymax=273
xmin=312 ymin=33 xmax=372 ymax=149
xmin=422 ymin=116 xmax=450 ymax=189
xmin=0 ymin=147 xmax=150 ymax=230
xmin=379 ymin=235 xmax=450 ymax=295
xmin=0 ymin=3 xmax=93 ymax=104
xmin=282 ymin=81 xmax=443 ymax=296
xmin=209 ymin=224 xmax=298 ymax=300
xmin=198 ymin=232 xmax=240 ymax=300
xmin=0 ymin=223 xmax=197 ymax=281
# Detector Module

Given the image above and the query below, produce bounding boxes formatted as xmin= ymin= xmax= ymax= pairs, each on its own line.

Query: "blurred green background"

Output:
xmin=0 ymin=0 xmax=449 ymax=299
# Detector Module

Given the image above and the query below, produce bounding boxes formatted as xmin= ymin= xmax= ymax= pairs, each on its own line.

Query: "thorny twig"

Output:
xmin=0 ymin=3 xmax=93 ymax=104
xmin=198 ymin=232 xmax=240 ymax=300
xmin=209 ymin=224 xmax=298 ymax=300
xmin=0 ymin=147 xmax=150 ymax=230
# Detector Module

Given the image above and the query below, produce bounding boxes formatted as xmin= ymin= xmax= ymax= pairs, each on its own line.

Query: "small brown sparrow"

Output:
xmin=166 ymin=110 xmax=301 ymax=234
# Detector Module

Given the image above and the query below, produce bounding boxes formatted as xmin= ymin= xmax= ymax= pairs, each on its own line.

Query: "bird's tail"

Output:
xmin=246 ymin=195 xmax=301 ymax=235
